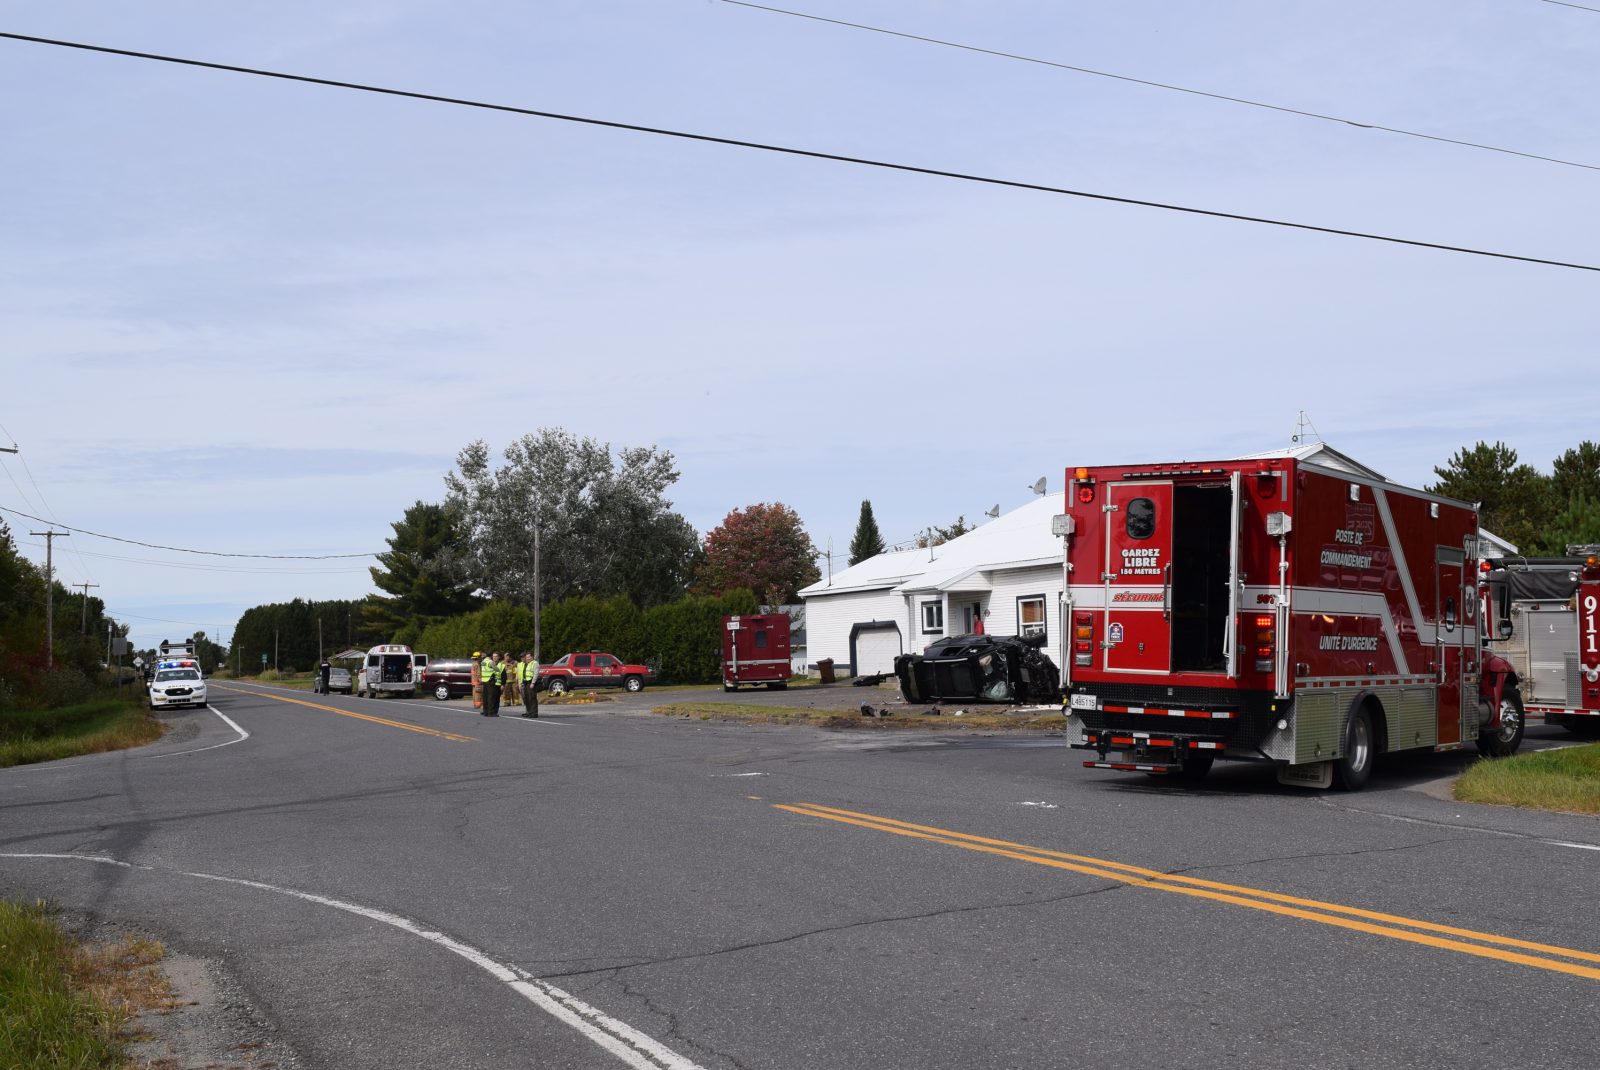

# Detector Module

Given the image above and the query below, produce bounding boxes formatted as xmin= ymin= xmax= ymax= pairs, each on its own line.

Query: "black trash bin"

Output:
xmin=817 ymin=658 xmax=835 ymax=684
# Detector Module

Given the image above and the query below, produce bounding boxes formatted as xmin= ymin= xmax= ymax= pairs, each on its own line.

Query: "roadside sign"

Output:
xmin=261 ymin=654 xmax=268 ymax=666
xmin=132 ymin=656 xmax=144 ymax=668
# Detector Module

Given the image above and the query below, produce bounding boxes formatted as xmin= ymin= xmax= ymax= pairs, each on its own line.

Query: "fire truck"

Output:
xmin=1059 ymin=453 xmax=1523 ymax=789
xmin=1480 ymin=546 xmax=1600 ymax=737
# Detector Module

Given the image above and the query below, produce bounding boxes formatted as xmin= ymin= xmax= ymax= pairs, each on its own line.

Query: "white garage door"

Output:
xmin=854 ymin=626 xmax=903 ymax=676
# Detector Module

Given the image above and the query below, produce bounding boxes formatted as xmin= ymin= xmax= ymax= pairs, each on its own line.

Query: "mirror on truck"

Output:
xmin=1491 ymin=578 xmax=1512 ymax=639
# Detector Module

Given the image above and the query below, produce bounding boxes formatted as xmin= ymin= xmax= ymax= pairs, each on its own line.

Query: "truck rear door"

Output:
xmin=1103 ymin=482 xmax=1174 ymax=673
xmin=1102 ymin=473 xmax=1244 ymax=677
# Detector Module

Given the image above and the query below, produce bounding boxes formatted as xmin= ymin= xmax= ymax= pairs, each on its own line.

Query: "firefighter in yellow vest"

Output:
xmin=480 ymin=651 xmax=501 ymax=717
xmin=519 ymin=652 xmax=541 ymax=718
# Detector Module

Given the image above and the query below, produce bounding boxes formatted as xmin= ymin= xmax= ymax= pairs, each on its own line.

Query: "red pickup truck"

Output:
xmin=539 ymin=652 xmax=655 ymax=694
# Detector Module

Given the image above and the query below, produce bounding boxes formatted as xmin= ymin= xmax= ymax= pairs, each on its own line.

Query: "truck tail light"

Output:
xmin=1253 ymin=614 xmax=1275 ymax=673
xmin=1074 ymin=612 xmax=1094 ymax=667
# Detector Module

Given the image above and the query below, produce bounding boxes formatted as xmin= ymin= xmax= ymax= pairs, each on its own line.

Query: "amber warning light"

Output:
xmin=1073 ymin=468 xmax=1096 ymax=504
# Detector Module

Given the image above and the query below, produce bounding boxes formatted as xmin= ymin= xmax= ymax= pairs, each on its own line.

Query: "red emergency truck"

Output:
xmin=1480 ymin=547 xmax=1600 ymax=737
xmin=722 ymin=614 xmax=791 ymax=691
xmin=1059 ymin=454 xmax=1523 ymax=789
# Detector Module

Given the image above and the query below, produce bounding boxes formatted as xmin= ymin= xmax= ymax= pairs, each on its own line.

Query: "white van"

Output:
xmin=359 ymin=644 xmax=418 ymax=698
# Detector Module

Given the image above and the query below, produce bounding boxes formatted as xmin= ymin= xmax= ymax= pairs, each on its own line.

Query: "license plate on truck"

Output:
xmin=1069 ymin=693 xmax=1097 ymax=711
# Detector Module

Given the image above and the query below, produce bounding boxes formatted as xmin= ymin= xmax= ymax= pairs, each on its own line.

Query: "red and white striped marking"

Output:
xmin=1103 ymin=704 xmax=1237 ymax=720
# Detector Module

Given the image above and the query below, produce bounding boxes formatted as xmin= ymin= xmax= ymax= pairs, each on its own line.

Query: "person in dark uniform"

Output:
xmin=481 ymin=651 xmax=501 ymax=716
xmin=318 ymin=658 xmax=332 ymax=695
xmin=519 ymin=652 xmax=540 ymax=718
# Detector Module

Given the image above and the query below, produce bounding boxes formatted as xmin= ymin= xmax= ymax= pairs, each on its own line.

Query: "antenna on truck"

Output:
xmin=1291 ymin=410 xmax=1324 ymax=447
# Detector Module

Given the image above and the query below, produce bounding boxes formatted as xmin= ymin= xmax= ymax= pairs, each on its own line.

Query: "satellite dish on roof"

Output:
xmin=1029 ymin=477 xmax=1047 ymax=496
xmin=985 ymin=504 xmax=1000 ymax=518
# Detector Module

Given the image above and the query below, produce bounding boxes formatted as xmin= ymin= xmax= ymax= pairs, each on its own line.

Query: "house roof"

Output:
xmin=801 ymin=494 xmax=1065 ymax=599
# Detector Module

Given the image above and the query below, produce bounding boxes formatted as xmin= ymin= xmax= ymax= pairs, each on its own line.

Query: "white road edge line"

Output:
xmin=0 ymin=853 xmax=707 ymax=1070
xmin=146 ymin=705 xmax=250 ymax=758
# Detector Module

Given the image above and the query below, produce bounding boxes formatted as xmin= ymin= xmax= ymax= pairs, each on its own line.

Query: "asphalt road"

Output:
xmin=4 ymin=683 xmax=1599 ymax=1070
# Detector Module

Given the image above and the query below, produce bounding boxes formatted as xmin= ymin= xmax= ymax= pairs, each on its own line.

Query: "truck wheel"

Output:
xmin=434 ymin=683 xmax=452 ymax=701
xmin=624 ymin=676 xmax=643 ymax=693
xmin=548 ymin=678 xmax=567 ymax=696
xmin=1477 ymin=688 xmax=1526 ymax=757
xmin=1333 ymin=707 xmax=1375 ymax=791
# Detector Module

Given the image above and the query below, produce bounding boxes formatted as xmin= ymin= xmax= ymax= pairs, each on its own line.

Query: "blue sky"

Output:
xmin=3 ymin=0 xmax=1596 ymax=650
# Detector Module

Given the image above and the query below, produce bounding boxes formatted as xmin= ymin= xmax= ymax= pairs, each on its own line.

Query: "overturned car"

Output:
xmin=894 ymin=632 xmax=1061 ymax=705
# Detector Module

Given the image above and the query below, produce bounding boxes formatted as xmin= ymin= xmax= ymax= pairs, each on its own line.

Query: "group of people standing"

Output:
xmin=476 ymin=651 xmax=541 ymax=718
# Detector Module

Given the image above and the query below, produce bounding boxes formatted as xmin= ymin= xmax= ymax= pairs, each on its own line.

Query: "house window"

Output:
xmin=1017 ymin=595 xmax=1047 ymax=638
xmin=921 ymin=601 xmax=944 ymax=634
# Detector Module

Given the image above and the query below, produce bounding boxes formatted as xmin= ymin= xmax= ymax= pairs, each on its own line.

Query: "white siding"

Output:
xmin=986 ymin=565 xmax=1068 ymax=669
xmin=802 ymin=588 xmax=904 ymax=671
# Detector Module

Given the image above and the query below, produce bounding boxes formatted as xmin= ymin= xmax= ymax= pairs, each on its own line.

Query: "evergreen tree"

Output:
xmin=1551 ymin=442 xmax=1600 ymax=516
xmin=364 ymin=501 xmax=478 ymax=639
xmin=1427 ymin=442 xmax=1552 ymax=552
xmin=1536 ymin=491 xmax=1600 ymax=555
xmin=848 ymin=500 xmax=886 ymax=565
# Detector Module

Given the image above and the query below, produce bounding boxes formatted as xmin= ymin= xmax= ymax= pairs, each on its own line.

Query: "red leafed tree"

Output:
xmin=694 ymin=502 xmax=820 ymax=605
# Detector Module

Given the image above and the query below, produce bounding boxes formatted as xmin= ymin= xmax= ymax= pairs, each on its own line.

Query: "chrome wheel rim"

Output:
xmin=1496 ymin=698 xmax=1522 ymax=743
xmin=1349 ymin=716 xmax=1371 ymax=772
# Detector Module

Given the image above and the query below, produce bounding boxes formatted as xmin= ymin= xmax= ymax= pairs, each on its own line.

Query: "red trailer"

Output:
xmin=722 ymin=614 xmax=791 ymax=691
xmin=1059 ymin=454 xmax=1523 ymax=789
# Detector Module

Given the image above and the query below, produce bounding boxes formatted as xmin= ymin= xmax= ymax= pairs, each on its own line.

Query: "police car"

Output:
xmin=148 ymin=659 xmax=208 ymax=710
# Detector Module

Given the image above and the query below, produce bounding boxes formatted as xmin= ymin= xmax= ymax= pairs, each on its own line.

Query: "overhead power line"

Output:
xmin=1 ymin=30 xmax=1596 ymax=273
xmin=1 ymin=504 xmax=378 ymax=560
xmin=1538 ymin=0 xmax=1600 ymax=13
xmin=721 ymin=1 xmax=1599 ymax=173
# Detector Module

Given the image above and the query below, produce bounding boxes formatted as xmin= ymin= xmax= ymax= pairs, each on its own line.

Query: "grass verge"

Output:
xmin=1453 ymin=743 xmax=1600 ymax=814
xmin=0 ymin=899 xmax=175 ymax=1070
xmin=0 ymin=699 xmax=164 ymax=769
xmin=652 ymin=702 xmax=1068 ymax=731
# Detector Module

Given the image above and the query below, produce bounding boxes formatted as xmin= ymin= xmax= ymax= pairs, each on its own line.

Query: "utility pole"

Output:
xmin=533 ymin=505 xmax=542 ymax=662
xmin=29 ymin=529 xmax=69 ymax=667
xmin=74 ymin=582 xmax=100 ymax=634
xmin=274 ymin=628 xmax=279 ymax=672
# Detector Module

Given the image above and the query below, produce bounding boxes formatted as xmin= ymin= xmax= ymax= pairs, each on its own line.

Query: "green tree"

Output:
xmin=364 ymin=501 xmax=478 ymax=640
xmin=1535 ymin=491 xmax=1600 ymax=555
xmin=916 ymin=516 xmax=974 ymax=549
xmin=1551 ymin=442 xmax=1600 ymax=516
xmin=1427 ymin=442 xmax=1553 ymax=552
xmin=848 ymin=500 xmax=886 ymax=565
xmin=445 ymin=429 xmax=700 ymax=609
xmin=694 ymin=503 xmax=820 ymax=605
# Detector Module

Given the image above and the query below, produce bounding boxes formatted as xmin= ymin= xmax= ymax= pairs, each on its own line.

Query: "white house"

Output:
xmin=800 ymin=494 xmax=1069 ymax=678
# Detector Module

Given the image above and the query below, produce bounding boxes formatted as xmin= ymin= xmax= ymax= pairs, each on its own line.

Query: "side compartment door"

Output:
xmin=1435 ymin=549 xmax=1467 ymax=745
xmin=1103 ymin=482 xmax=1174 ymax=673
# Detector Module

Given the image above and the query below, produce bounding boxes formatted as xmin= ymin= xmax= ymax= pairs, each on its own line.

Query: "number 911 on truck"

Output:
xmin=1058 ymin=451 xmax=1522 ymax=790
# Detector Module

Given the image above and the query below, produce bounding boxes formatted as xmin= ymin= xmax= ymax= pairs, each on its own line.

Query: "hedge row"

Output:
xmin=413 ymin=589 xmax=760 ymax=684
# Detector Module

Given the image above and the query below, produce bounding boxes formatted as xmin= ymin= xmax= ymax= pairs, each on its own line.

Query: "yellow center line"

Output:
xmin=214 ymin=684 xmax=476 ymax=743
xmin=776 ymin=802 xmax=1600 ymax=982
